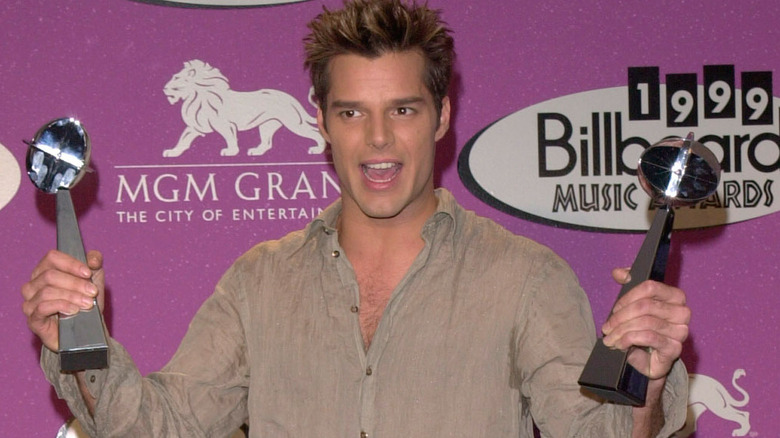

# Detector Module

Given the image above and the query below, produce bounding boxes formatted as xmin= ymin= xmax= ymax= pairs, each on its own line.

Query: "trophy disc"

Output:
xmin=26 ymin=117 xmax=91 ymax=194
xmin=637 ymin=133 xmax=721 ymax=206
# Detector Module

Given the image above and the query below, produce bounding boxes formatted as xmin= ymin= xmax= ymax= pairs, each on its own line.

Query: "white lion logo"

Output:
xmin=163 ymin=60 xmax=325 ymax=158
xmin=675 ymin=369 xmax=750 ymax=437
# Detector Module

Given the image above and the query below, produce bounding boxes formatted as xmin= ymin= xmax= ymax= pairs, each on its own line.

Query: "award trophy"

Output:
xmin=578 ymin=132 xmax=720 ymax=405
xmin=26 ymin=117 xmax=109 ymax=371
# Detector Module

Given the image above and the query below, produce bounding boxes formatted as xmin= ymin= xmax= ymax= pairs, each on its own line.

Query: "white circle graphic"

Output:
xmin=0 ymin=141 xmax=22 ymax=211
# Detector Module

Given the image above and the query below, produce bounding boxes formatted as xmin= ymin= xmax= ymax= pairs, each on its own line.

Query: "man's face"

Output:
xmin=317 ymin=51 xmax=451 ymax=223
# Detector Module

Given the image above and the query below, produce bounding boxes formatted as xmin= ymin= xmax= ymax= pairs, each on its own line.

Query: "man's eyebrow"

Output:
xmin=391 ymin=96 xmax=426 ymax=106
xmin=329 ymin=96 xmax=427 ymax=109
xmin=330 ymin=99 xmax=360 ymax=109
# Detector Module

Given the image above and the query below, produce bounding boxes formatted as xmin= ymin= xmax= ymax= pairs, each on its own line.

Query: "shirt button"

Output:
xmin=89 ymin=375 xmax=96 ymax=383
xmin=360 ymin=432 xmax=368 ymax=438
xmin=331 ymin=250 xmax=340 ymax=258
xmin=350 ymin=305 xmax=359 ymax=313
xmin=366 ymin=366 xmax=373 ymax=376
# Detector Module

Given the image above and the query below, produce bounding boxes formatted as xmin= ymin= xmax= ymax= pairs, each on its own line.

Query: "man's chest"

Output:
xmin=356 ymin=268 xmax=401 ymax=348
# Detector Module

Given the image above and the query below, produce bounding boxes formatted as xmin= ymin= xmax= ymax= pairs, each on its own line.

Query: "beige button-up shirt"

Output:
xmin=44 ymin=189 xmax=687 ymax=437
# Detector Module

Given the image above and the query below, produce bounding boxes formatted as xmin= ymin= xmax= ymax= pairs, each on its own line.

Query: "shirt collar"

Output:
xmin=305 ymin=188 xmax=458 ymax=242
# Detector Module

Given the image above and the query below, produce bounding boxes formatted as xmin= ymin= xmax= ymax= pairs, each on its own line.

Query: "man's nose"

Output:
xmin=366 ymin=115 xmax=393 ymax=149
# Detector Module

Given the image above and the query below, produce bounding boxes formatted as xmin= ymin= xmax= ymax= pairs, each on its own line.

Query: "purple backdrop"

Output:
xmin=1 ymin=0 xmax=776 ymax=436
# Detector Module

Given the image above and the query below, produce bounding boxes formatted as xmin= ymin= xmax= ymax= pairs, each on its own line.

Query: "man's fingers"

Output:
xmin=610 ymin=294 xmax=690 ymax=330
xmin=24 ymin=268 xmax=98 ymax=302
xmin=603 ymin=317 xmax=690 ymax=351
xmin=611 ymin=267 xmax=631 ymax=285
xmin=602 ymin=300 xmax=690 ymax=342
xmin=22 ymin=284 xmax=96 ymax=317
xmin=31 ymin=249 xmax=92 ymax=281
xmin=86 ymin=250 xmax=104 ymax=272
xmin=625 ymin=337 xmax=684 ymax=379
xmin=610 ymin=280 xmax=687 ymax=315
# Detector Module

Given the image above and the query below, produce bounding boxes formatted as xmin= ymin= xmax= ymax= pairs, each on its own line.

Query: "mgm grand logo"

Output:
xmin=111 ymin=60 xmax=336 ymax=225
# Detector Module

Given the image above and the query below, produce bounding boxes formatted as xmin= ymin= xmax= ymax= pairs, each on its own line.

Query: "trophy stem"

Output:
xmin=56 ymin=190 xmax=87 ymax=263
xmin=56 ymin=190 xmax=109 ymax=371
xmin=616 ymin=206 xmax=674 ymax=297
xmin=578 ymin=206 xmax=674 ymax=405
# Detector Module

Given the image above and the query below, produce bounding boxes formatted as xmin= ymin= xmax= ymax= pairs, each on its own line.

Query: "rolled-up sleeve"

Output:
xmin=513 ymin=251 xmax=688 ymax=437
xmin=41 ymin=269 xmax=250 ymax=437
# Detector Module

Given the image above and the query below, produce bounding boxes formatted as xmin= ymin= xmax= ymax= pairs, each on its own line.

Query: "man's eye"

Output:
xmin=396 ymin=107 xmax=413 ymax=116
xmin=341 ymin=110 xmax=358 ymax=118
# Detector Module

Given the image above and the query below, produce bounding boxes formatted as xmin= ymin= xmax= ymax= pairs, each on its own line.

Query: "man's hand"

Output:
xmin=21 ymin=250 xmax=105 ymax=352
xmin=601 ymin=267 xmax=690 ymax=380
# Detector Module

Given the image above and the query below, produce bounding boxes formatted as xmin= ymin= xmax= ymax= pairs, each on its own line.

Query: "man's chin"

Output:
xmin=360 ymin=205 xmax=404 ymax=220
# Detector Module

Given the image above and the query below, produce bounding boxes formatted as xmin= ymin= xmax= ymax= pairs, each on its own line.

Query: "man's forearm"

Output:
xmin=75 ymin=371 xmax=97 ymax=417
xmin=631 ymin=377 xmax=666 ymax=438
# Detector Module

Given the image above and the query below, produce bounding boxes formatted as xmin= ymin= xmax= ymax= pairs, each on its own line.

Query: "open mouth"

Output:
xmin=362 ymin=162 xmax=401 ymax=183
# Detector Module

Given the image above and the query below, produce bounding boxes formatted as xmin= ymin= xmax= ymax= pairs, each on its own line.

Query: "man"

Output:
xmin=22 ymin=0 xmax=690 ymax=436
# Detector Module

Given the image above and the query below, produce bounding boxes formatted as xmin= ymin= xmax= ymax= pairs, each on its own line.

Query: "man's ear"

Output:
xmin=435 ymin=96 xmax=451 ymax=142
xmin=317 ymin=106 xmax=331 ymax=143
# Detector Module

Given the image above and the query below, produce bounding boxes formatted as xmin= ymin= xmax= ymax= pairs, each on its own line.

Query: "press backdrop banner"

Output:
xmin=1 ymin=1 xmax=776 ymax=436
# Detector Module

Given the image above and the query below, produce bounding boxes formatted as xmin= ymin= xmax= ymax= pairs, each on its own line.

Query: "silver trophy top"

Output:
xmin=25 ymin=117 xmax=91 ymax=194
xmin=637 ymin=132 xmax=721 ymax=206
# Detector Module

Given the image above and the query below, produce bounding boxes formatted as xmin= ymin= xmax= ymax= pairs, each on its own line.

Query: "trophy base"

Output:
xmin=578 ymin=338 xmax=648 ymax=406
xmin=59 ymin=303 xmax=109 ymax=371
xmin=61 ymin=346 xmax=109 ymax=372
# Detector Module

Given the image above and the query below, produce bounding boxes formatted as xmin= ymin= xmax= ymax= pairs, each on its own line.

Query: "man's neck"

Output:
xmin=337 ymin=195 xmax=437 ymax=260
